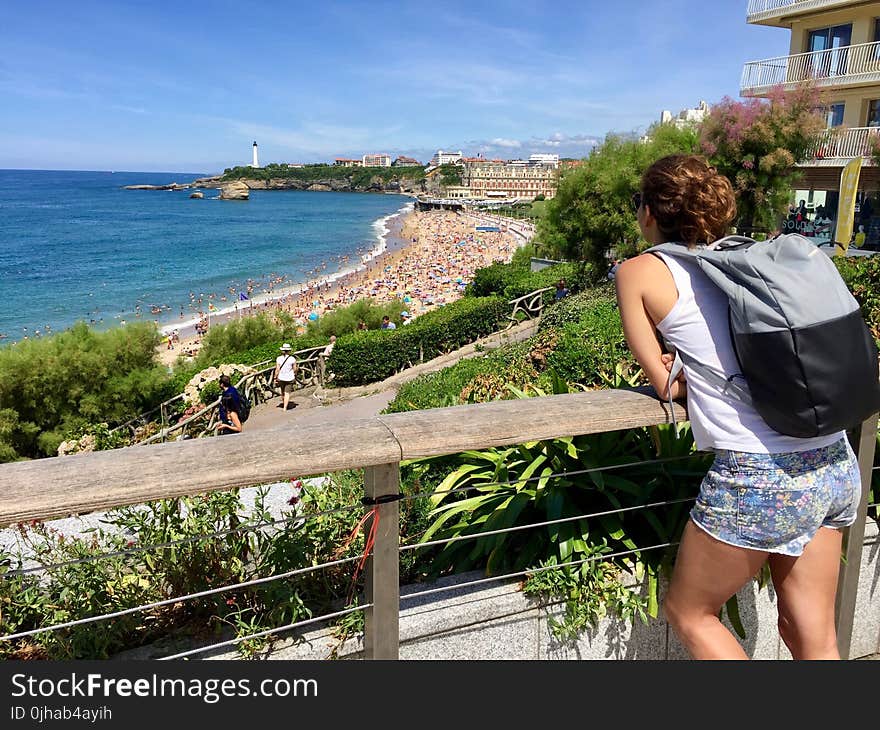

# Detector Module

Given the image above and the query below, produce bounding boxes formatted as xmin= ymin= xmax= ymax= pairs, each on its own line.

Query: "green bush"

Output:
xmin=833 ymin=255 xmax=880 ymax=343
xmin=385 ymin=358 xmax=496 ymax=413
xmin=545 ymin=297 xmax=635 ymax=387
xmin=328 ymin=297 xmax=507 ymax=387
xmin=0 ymin=322 xmax=171 ymax=460
xmin=464 ymin=261 xmax=528 ymax=298
xmin=539 ymin=286 xmax=617 ymax=332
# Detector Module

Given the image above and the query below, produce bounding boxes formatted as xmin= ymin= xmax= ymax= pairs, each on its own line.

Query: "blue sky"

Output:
xmin=0 ymin=1 xmax=792 ymax=173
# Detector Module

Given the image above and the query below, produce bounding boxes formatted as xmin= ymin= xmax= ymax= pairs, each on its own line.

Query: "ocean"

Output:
xmin=0 ymin=169 xmax=411 ymax=342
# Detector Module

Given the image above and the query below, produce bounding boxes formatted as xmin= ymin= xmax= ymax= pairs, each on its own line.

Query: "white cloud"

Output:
xmin=490 ymin=138 xmax=522 ymax=148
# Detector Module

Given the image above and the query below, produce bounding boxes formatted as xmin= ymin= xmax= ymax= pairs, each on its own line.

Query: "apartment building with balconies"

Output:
xmin=743 ymin=0 xmax=880 ymax=245
xmin=460 ymin=160 xmax=558 ymax=201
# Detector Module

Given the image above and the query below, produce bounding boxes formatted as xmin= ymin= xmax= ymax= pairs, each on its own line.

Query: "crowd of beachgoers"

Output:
xmin=157 ymin=209 xmax=523 ymax=365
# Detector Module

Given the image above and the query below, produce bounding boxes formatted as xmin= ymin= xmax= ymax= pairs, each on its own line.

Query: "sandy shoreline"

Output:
xmin=157 ymin=207 xmax=527 ymax=367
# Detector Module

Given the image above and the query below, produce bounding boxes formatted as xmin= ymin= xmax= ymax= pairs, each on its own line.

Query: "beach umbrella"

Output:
xmin=308 ymin=312 xmax=319 ymax=321
xmin=403 ymin=296 xmax=411 ymax=303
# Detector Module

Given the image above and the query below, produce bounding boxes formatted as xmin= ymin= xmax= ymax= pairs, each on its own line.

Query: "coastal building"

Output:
xmin=460 ymin=159 xmax=558 ymax=201
xmin=528 ymin=153 xmax=560 ymax=167
xmin=334 ymin=158 xmax=363 ymax=167
xmin=362 ymin=153 xmax=392 ymax=167
xmin=251 ymin=141 xmax=260 ymax=168
xmin=392 ymin=156 xmax=422 ymax=167
xmin=659 ymin=100 xmax=710 ymax=128
xmin=430 ymin=150 xmax=463 ymax=166
xmin=742 ymin=0 xmax=880 ymax=245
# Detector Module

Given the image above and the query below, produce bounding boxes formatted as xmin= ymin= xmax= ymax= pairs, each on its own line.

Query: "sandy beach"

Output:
xmin=156 ymin=207 xmax=525 ymax=367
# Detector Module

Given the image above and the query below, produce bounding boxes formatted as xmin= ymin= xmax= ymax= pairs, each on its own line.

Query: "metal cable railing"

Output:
xmin=0 ymin=457 xmax=696 ymax=652
xmin=400 ymin=543 xmax=675 ymax=603
xmin=160 ymin=604 xmax=371 ymax=661
xmin=1 ymin=391 xmax=876 ymax=660
xmin=1 ymin=498 xmax=365 ymax=579
xmin=0 ymin=554 xmax=364 ymax=643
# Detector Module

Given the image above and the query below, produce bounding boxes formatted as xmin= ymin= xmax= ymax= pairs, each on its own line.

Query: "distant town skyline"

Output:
xmin=1 ymin=1 xmax=791 ymax=173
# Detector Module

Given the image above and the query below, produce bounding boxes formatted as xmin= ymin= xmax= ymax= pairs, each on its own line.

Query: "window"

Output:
xmin=807 ymin=24 xmax=852 ymax=78
xmin=868 ymin=100 xmax=880 ymax=127
xmin=826 ymin=103 xmax=845 ymax=127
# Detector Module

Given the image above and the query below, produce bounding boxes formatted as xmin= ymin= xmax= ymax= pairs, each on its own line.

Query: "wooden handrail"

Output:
xmin=0 ymin=389 xmax=680 ymax=527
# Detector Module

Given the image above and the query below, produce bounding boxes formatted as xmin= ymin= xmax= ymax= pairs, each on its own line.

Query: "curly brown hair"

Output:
xmin=640 ymin=154 xmax=736 ymax=246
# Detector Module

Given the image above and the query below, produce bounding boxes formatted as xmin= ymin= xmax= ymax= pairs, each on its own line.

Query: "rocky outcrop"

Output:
xmin=219 ymin=181 xmax=250 ymax=200
xmin=189 ymin=191 xmax=204 ymax=199
xmin=123 ymin=183 xmax=190 ymax=191
xmin=125 ymin=173 xmax=425 ymax=196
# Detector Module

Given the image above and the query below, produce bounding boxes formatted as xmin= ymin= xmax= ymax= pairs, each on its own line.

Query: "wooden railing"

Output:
xmin=0 ymin=390 xmax=876 ymax=659
xmin=742 ymin=41 xmax=880 ymax=94
xmin=506 ymin=287 xmax=553 ymax=329
xmin=130 ymin=345 xmax=326 ymax=445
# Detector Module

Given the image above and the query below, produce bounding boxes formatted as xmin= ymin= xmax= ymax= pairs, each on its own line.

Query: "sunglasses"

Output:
xmin=631 ymin=192 xmax=643 ymax=213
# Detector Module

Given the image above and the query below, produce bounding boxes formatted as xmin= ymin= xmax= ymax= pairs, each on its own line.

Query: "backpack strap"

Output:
xmin=664 ymin=349 xmax=754 ymax=439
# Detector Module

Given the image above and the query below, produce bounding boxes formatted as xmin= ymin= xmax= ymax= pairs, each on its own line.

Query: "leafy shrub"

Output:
xmin=413 ymin=418 xmax=710 ymax=628
xmin=385 ymin=357 xmax=492 ymax=412
xmin=0 ymin=322 xmax=171 ymax=460
xmin=833 ymin=255 xmax=880 ymax=343
xmin=545 ymin=298 xmax=636 ymax=387
xmin=465 ymin=261 xmax=528 ymax=298
xmin=328 ymin=297 xmax=507 ymax=387
xmin=538 ymin=286 xmax=617 ymax=333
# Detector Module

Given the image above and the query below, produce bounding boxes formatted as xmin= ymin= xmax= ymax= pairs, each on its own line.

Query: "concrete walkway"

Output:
xmin=245 ymin=317 xmax=541 ymax=431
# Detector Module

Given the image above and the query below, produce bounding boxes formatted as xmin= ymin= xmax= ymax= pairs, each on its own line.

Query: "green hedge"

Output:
xmin=328 ymin=297 xmax=507 ymax=387
xmin=384 ymin=340 xmax=541 ymax=413
xmin=833 ymin=255 xmax=880 ymax=342
xmin=0 ymin=322 xmax=171 ymax=461
xmin=538 ymin=284 xmax=617 ymax=332
xmin=544 ymin=296 xmax=635 ymax=387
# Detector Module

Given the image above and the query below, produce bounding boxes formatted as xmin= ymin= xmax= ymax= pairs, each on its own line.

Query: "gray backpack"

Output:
xmin=647 ymin=233 xmax=880 ymax=438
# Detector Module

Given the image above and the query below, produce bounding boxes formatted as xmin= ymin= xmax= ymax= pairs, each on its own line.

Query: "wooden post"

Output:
xmin=836 ymin=413 xmax=878 ymax=659
xmin=363 ymin=463 xmax=400 ymax=660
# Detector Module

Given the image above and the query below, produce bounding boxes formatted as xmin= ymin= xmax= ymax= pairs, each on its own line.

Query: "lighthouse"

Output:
xmin=251 ymin=141 xmax=260 ymax=168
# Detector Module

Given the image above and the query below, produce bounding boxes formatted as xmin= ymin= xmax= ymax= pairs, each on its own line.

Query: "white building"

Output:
xmin=362 ymin=153 xmax=392 ymax=167
xmin=430 ymin=150 xmax=463 ymax=166
xmin=660 ymin=100 xmax=711 ymax=128
xmin=251 ymin=141 xmax=260 ymax=168
xmin=528 ymin=153 xmax=559 ymax=167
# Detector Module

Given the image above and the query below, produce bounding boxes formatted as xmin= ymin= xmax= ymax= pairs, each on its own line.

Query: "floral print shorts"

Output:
xmin=690 ymin=438 xmax=861 ymax=556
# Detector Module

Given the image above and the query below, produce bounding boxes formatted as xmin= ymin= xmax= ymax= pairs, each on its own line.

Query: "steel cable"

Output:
xmin=0 ymin=555 xmax=361 ymax=642
xmin=159 ymin=604 xmax=370 ymax=661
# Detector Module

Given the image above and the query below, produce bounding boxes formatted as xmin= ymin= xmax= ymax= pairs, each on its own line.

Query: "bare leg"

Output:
xmin=664 ymin=521 xmax=768 ymax=659
xmin=769 ymin=527 xmax=842 ymax=660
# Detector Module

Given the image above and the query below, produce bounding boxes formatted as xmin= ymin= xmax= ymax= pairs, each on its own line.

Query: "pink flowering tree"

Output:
xmin=700 ymin=85 xmax=826 ymax=232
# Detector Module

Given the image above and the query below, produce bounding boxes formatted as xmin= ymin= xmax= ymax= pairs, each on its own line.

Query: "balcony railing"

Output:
xmin=808 ymin=126 xmax=880 ymax=163
xmin=741 ymin=41 xmax=880 ymax=95
xmin=747 ymin=0 xmax=857 ymax=25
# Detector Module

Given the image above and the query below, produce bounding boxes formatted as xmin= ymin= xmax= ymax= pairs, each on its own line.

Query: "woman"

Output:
xmin=614 ymin=154 xmax=861 ymax=659
xmin=215 ymin=374 xmax=243 ymax=435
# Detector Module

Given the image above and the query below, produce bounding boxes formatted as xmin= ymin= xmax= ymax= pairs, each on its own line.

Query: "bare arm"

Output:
xmin=615 ymin=256 xmax=686 ymax=401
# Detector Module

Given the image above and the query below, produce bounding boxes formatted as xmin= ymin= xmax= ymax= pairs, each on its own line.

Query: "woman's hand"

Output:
xmin=661 ymin=353 xmax=686 ymax=383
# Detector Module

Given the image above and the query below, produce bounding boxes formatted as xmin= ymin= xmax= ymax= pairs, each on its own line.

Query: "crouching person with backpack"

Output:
xmin=216 ymin=374 xmax=245 ymax=435
xmin=615 ymin=154 xmax=880 ymax=660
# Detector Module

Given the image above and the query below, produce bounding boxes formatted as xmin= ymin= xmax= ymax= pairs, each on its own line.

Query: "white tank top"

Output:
xmin=653 ymin=252 xmax=842 ymax=453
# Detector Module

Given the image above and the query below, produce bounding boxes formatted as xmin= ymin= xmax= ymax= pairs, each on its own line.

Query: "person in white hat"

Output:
xmin=273 ymin=343 xmax=298 ymax=411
